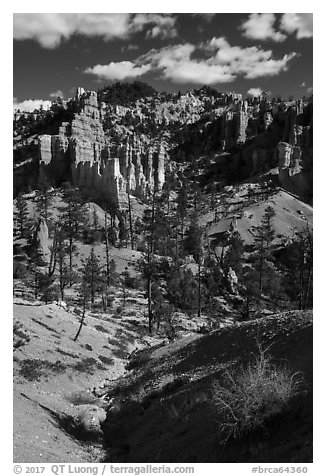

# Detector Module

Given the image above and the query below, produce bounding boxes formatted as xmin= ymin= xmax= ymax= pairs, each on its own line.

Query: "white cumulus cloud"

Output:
xmin=131 ymin=14 xmax=178 ymax=39
xmin=84 ymin=61 xmax=151 ymax=81
xmin=13 ymin=13 xmax=179 ymax=48
xmin=203 ymin=37 xmax=296 ymax=80
xmin=13 ymin=14 xmax=133 ymax=48
xmin=13 ymin=99 xmax=52 ymax=112
xmin=247 ymin=87 xmax=263 ymax=97
xmin=280 ymin=13 xmax=313 ymax=39
xmin=240 ymin=13 xmax=287 ymax=42
xmin=84 ymin=36 xmax=297 ymax=86
xmin=139 ymin=43 xmax=234 ymax=84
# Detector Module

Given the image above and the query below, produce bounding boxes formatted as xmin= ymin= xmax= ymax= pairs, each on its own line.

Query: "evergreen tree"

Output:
xmin=176 ymin=182 xmax=188 ymax=256
xmin=92 ymin=207 xmax=99 ymax=231
xmin=74 ymin=280 xmax=89 ymax=341
xmin=166 ymin=264 xmax=198 ymax=314
xmin=81 ymin=248 xmax=103 ymax=305
xmin=102 ymin=208 xmax=111 ymax=309
xmin=222 ymin=231 xmax=244 ymax=278
xmin=139 ymin=191 xmax=158 ymax=333
xmin=151 ymin=283 xmax=175 ymax=337
xmin=240 ymin=264 xmax=264 ymax=320
xmin=251 ymin=206 xmax=276 ymax=293
xmin=14 ymin=193 xmax=29 ymax=238
xmin=36 ymin=272 xmax=58 ymax=304
xmin=83 ymin=207 xmax=102 ymax=244
xmin=151 ymin=196 xmax=177 ymax=258
xmin=35 ymin=187 xmax=54 ymax=225
xmin=56 ymin=228 xmax=70 ymax=301
xmin=118 ymin=214 xmax=128 ymax=245
xmin=281 ymin=227 xmax=313 ymax=310
xmin=183 ymin=216 xmax=202 ymax=263
xmin=200 ymin=255 xmax=224 ymax=311
xmin=59 ymin=185 xmax=86 ymax=285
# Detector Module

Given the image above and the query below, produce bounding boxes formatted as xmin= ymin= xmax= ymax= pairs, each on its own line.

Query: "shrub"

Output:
xmin=126 ymin=351 xmax=150 ymax=371
xmin=13 ymin=259 xmax=29 ymax=279
xmin=210 ymin=347 xmax=303 ymax=443
xmin=94 ymin=324 xmax=110 ymax=334
xmin=115 ymin=305 xmax=124 ymax=316
xmin=66 ymin=390 xmax=98 ymax=405
xmin=19 ymin=359 xmax=67 ymax=381
xmin=98 ymin=354 xmax=114 ymax=366
xmin=13 ymin=320 xmax=30 ymax=349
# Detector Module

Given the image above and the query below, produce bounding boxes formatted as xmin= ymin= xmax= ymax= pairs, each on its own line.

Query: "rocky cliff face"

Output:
xmin=212 ymin=98 xmax=313 ymax=199
xmin=14 ymin=87 xmax=313 ymax=203
xmin=37 ymin=89 xmax=167 ymax=205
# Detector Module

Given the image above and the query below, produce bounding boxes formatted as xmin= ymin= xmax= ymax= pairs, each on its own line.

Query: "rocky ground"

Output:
xmin=13 ymin=288 xmax=215 ymax=463
xmin=13 ymin=292 xmax=312 ymax=463
xmin=13 ymin=291 xmax=154 ymax=463
xmin=101 ymin=310 xmax=313 ymax=463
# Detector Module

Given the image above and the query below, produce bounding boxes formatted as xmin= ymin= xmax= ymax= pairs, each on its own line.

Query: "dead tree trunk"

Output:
xmin=74 ymin=299 xmax=86 ymax=341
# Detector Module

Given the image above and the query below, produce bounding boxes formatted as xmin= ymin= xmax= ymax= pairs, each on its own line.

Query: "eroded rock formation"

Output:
xmin=215 ymin=97 xmax=313 ymax=199
xmin=37 ymin=89 xmax=168 ymax=205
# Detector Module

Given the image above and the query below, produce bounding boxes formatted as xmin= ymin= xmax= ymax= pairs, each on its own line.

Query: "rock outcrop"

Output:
xmin=37 ymin=89 xmax=168 ymax=205
xmin=14 ymin=87 xmax=313 ymax=203
xmin=277 ymin=141 xmax=311 ymax=197
xmin=213 ymin=97 xmax=313 ymax=199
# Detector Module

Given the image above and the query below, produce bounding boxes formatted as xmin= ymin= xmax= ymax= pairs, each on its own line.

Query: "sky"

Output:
xmin=13 ymin=13 xmax=313 ymax=111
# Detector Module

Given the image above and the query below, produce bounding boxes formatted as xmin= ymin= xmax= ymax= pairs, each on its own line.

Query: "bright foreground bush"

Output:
xmin=211 ymin=348 xmax=303 ymax=443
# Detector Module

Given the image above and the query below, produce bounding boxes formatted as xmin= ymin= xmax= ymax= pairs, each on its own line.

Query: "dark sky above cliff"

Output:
xmin=13 ymin=12 xmax=313 ymax=111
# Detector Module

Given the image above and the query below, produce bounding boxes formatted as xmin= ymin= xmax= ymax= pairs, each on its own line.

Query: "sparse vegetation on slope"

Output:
xmin=211 ymin=346 xmax=303 ymax=443
xmin=101 ymin=311 xmax=312 ymax=463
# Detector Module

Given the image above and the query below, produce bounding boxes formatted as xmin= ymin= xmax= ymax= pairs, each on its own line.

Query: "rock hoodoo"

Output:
xmin=14 ymin=86 xmax=313 ymax=203
xmin=37 ymin=89 xmax=168 ymax=204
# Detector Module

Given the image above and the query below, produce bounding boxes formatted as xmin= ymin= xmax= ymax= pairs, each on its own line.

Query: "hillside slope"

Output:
xmin=101 ymin=310 xmax=313 ymax=463
xmin=13 ymin=296 xmax=160 ymax=463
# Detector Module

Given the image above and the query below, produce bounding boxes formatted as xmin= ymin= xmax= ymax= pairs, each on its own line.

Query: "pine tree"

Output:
xmin=166 ymin=264 xmax=198 ymax=314
xmin=102 ymin=208 xmax=111 ymax=309
xmin=35 ymin=187 xmax=54 ymax=225
xmin=82 ymin=248 xmax=103 ymax=305
xmin=151 ymin=196 xmax=177 ymax=258
xmin=118 ymin=214 xmax=128 ymax=245
xmin=56 ymin=228 xmax=70 ymax=301
xmin=59 ymin=185 xmax=86 ymax=285
xmin=222 ymin=231 xmax=244 ymax=277
xmin=15 ymin=193 xmax=29 ymax=238
xmin=183 ymin=216 xmax=202 ymax=263
xmin=282 ymin=227 xmax=313 ymax=310
xmin=139 ymin=191 xmax=158 ymax=333
xmin=151 ymin=283 xmax=174 ymax=336
xmin=92 ymin=207 xmax=99 ymax=232
xmin=74 ymin=280 xmax=89 ymax=341
xmin=176 ymin=182 xmax=188 ymax=257
xmin=252 ymin=206 xmax=276 ymax=293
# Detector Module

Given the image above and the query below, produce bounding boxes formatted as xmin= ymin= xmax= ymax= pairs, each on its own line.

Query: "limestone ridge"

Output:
xmin=38 ymin=88 xmax=167 ymax=204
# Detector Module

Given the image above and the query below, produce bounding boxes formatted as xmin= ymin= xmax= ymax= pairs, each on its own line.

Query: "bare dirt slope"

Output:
xmin=13 ymin=290 xmax=214 ymax=463
xmin=101 ymin=310 xmax=313 ymax=463
xmin=201 ymin=187 xmax=312 ymax=245
xmin=13 ymin=293 xmax=161 ymax=463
